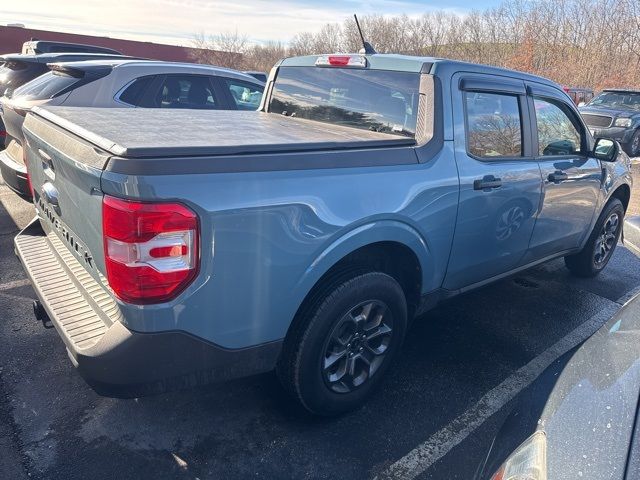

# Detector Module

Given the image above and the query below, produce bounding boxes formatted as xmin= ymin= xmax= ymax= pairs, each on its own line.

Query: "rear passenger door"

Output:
xmin=443 ymin=74 xmax=542 ymax=290
xmin=524 ymin=83 xmax=601 ymax=259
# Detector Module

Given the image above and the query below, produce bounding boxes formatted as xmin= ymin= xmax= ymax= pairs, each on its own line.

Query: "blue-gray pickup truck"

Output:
xmin=15 ymin=53 xmax=633 ymax=415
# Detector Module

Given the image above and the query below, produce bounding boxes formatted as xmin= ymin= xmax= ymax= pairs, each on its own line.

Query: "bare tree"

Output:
xmin=192 ymin=0 xmax=640 ymax=89
xmin=191 ymin=31 xmax=248 ymax=69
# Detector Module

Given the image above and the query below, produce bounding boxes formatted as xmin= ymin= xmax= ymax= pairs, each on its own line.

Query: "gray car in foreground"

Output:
xmin=476 ymin=292 xmax=640 ymax=480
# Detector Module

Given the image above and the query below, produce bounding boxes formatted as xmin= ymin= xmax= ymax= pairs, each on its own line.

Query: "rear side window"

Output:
xmin=152 ymin=75 xmax=218 ymax=109
xmin=465 ymin=92 xmax=523 ymax=158
xmin=224 ymin=79 xmax=263 ymax=110
xmin=533 ymin=98 xmax=582 ymax=156
xmin=12 ymin=71 xmax=80 ymax=100
xmin=118 ymin=76 xmax=154 ymax=106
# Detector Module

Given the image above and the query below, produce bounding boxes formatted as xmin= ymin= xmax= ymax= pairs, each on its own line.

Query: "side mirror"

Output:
xmin=577 ymin=101 xmax=586 ymax=107
xmin=2 ymin=87 xmax=12 ymax=98
xmin=593 ymin=137 xmax=618 ymax=162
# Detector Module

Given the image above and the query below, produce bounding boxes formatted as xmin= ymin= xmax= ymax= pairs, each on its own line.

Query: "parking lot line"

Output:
xmin=0 ymin=279 xmax=30 ymax=292
xmin=374 ymin=301 xmax=621 ymax=480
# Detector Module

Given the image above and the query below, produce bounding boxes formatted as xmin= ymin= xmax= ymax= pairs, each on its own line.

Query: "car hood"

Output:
xmin=580 ymin=105 xmax=640 ymax=119
xmin=479 ymin=295 xmax=640 ymax=479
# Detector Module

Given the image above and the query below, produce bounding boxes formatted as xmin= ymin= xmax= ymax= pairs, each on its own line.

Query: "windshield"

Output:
xmin=12 ymin=71 xmax=80 ymax=101
xmin=269 ymin=66 xmax=421 ymax=138
xmin=587 ymin=91 xmax=640 ymax=111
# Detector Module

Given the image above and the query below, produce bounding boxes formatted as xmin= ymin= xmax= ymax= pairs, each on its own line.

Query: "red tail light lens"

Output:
xmin=102 ymin=195 xmax=199 ymax=304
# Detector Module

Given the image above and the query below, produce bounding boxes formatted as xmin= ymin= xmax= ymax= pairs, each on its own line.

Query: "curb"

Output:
xmin=624 ymin=215 xmax=640 ymax=255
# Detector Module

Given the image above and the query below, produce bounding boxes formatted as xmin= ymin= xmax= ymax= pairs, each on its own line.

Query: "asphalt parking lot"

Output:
xmin=2 ymin=174 xmax=640 ymax=480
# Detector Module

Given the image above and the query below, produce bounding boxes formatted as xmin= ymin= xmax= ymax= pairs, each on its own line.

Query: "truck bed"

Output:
xmin=31 ymin=107 xmax=415 ymax=159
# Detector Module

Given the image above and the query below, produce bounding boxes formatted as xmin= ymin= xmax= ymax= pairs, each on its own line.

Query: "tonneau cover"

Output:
xmin=30 ymin=107 xmax=415 ymax=158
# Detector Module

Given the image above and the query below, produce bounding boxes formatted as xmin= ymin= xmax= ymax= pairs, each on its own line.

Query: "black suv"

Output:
xmin=579 ymin=89 xmax=640 ymax=157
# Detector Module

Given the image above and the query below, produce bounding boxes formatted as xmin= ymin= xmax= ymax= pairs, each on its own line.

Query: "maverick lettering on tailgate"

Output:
xmin=38 ymin=195 xmax=94 ymax=268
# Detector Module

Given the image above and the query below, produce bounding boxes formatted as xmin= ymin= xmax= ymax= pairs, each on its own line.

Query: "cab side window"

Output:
xmin=465 ymin=92 xmax=523 ymax=158
xmin=533 ymin=98 xmax=583 ymax=156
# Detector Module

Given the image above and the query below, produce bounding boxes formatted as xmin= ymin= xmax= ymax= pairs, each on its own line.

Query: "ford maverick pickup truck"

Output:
xmin=15 ymin=54 xmax=632 ymax=415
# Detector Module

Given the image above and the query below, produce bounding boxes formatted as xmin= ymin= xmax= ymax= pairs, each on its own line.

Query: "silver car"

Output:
xmin=0 ymin=59 xmax=265 ymax=198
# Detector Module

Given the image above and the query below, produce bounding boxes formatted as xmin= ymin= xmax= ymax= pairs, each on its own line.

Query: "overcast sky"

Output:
xmin=2 ymin=0 xmax=503 ymax=46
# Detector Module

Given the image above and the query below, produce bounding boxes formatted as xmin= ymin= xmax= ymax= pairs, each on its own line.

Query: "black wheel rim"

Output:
xmin=322 ymin=300 xmax=394 ymax=394
xmin=633 ymin=134 xmax=640 ymax=156
xmin=594 ymin=212 xmax=620 ymax=266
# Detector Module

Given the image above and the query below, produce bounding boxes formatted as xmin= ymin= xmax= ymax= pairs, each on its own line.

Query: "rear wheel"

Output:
xmin=564 ymin=198 xmax=624 ymax=277
xmin=277 ymin=271 xmax=407 ymax=415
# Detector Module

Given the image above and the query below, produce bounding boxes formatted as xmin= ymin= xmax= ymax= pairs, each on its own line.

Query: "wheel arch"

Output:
xmin=285 ymin=221 xmax=433 ymax=343
xmin=609 ymin=183 xmax=631 ymax=213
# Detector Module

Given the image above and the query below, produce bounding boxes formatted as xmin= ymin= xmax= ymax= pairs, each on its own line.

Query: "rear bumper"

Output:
xmin=0 ymin=149 xmax=31 ymax=200
xmin=14 ymin=219 xmax=281 ymax=398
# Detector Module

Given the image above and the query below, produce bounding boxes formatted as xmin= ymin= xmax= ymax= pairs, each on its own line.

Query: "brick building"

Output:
xmin=0 ymin=25 xmax=211 ymax=62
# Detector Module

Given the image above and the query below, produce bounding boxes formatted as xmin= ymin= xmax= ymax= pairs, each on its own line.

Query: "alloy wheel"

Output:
xmin=594 ymin=212 xmax=620 ymax=266
xmin=322 ymin=300 xmax=394 ymax=394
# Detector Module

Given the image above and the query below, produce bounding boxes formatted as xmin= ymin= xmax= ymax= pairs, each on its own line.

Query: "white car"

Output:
xmin=0 ymin=60 xmax=265 ymax=198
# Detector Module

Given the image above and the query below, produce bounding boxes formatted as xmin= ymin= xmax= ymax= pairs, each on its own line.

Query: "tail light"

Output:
xmin=23 ymin=148 xmax=34 ymax=198
xmin=491 ymin=431 xmax=547 ymax=480
xmin=102 ymin=195 xmax=200 ymax=304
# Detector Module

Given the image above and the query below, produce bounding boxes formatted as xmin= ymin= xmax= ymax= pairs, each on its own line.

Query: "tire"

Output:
xmin=564 ymin=198 xmax=624 ymax=277
xmin=627 ymin=130 xmax=640 ymax=157
xmin=277 ymin=271 xmax=407 ymax=416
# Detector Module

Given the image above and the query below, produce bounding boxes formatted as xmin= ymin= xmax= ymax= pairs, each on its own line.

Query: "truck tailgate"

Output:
xmin=32 ymin=106 xmax=416 ymax=158
xmin=22 ymin=110 xmax=110 ymax=281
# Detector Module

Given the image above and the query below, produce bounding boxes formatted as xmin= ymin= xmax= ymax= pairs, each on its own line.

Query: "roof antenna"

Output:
xmin=354 ymin=14 xmax=376 ymax=55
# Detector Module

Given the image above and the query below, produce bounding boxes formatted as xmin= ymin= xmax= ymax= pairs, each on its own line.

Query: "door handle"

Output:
xmin=548 ymin=171 xmax=568 ymax=183
xmin=473 ymin=175 xmax=502 ymax=191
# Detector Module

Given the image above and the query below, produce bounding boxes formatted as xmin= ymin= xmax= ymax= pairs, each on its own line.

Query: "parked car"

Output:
xmin=15 ymin=53 xmax=632 ymax=415
xmin=244 ymin=70 xmax=268 ymax=83
xmin=0 ymin=52 xmax=140 ymax=150
xmin=0 ymin=59 xmax=264 ymax=199
xmin=563 ymin=86 xmax=594 ymax=105
xmin=476 ymin=293 xmax=640 ymax=480
xmin=579 ymin=89 xmax=640 ymax=157
xmin=21 ymin=40 xmax=122 ymax=55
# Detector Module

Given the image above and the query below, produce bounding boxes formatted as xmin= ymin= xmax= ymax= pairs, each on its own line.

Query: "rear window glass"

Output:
xmin=0 ymin=63 xmax=43 ymax=92
xmin=12 ymin=71 xmax=80 ymax=100
xmin=269 ymin=66 xmax=420 ymax=138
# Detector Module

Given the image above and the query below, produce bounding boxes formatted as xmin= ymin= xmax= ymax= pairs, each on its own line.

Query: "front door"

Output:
xmin=443 ymin=74 xmax=542 ymax=290
xmin=524 ymin=84 xmax=602 ymax=260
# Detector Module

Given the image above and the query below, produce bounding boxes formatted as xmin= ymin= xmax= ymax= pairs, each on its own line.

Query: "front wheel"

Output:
xmin=277 ymin=271 xmax=407 ymax=416
xmin=627 ymin=130 xmax=640 ymax=157
xmin=564 ymin=198 xmax=624 ymax=277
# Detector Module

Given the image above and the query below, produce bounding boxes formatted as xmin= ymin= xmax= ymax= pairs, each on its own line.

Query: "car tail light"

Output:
xmin=491 ymin=431 xmax=547 ymax=480
xmin=23 ymin=148 xmax=34 ymax=198
xmin=315 ymin=55 xmax=367 ymax=68
xmin=102 ymin=195 xmax=199 ymax=304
